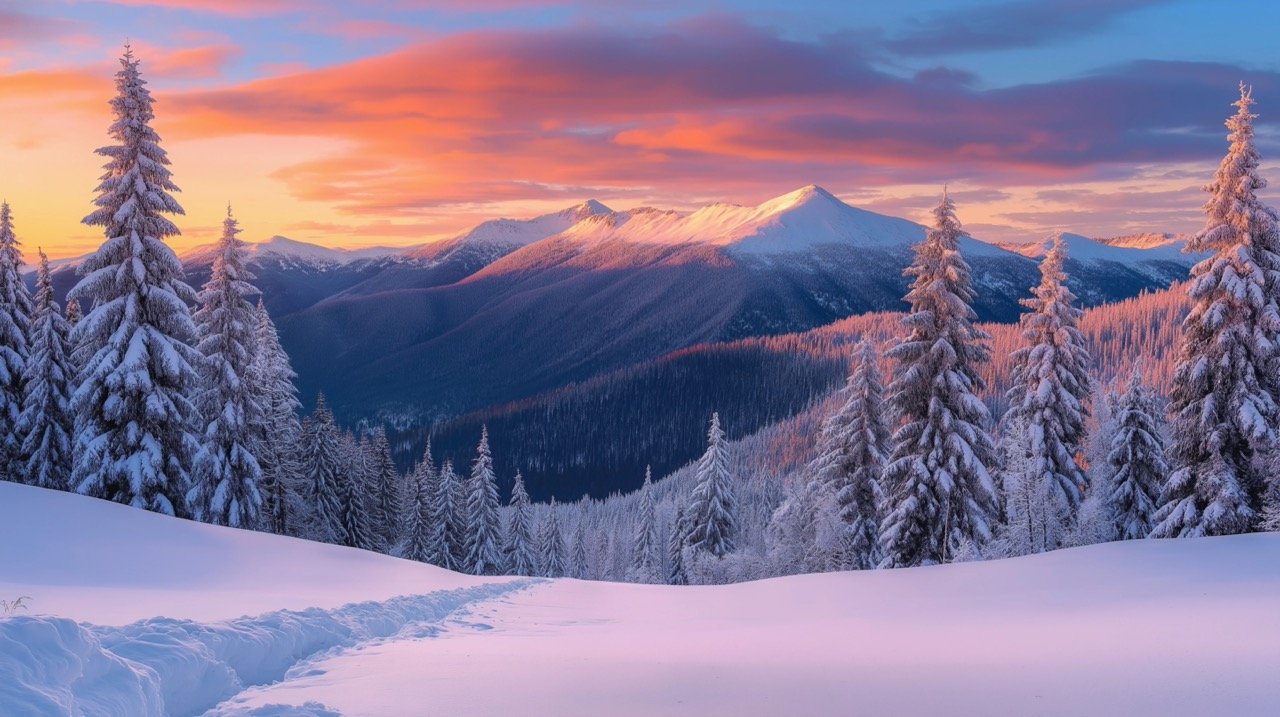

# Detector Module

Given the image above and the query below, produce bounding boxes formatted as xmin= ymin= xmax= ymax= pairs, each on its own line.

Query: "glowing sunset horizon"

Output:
xmin=3 ymin=0 xmax=1280 ymax=258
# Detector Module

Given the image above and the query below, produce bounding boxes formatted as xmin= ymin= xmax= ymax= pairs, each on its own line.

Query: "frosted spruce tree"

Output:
xmin=420 ymin=446 xmax=457 ymax=568
xmin=250 ymin=300 xmax=304 ymax=536
xmin=505 ymin=471 xmax=537 ymax=576
xmin=1106 ymin=368 xmax=1169 ymax=540
xmin=808 ymin=339 xmax=888 ymax=569
xmin=1005 ymin=235 xmax=1092 ymax=529
xmin=0 ymin=202 xmax=32 ymax=483
xmin=436 ymin=459 xmax=465 ymax=569
xmin=69 ymin=47 xmax=201 ymax=516
xmin=303 ymin=394 xmax=345 ymax=543
xmin=64 ymin=299 xmax=82 ymax=329
xmin=369 ymin=426 xmax=402 ymax=550
xmin=402 ymin=444 xmax=435 ymax=563
xmin=188 ymin=208 xmax=263 ymax=528
xmin=996 ymin=417 xmax=1065 ymax=556
xmin=16 ymin=250 xmax=74 ymax=490
xmin=538 ymin=497 xmax=566 ymax=577
xmin=666 ymin=506 xmax=688 ymax=585
xmin=879 ymin=192 xmax=999 ymax=567
xmin=682 ymin=412 xmax=736 ymax=558
xmin=464 ymin=427 xmax=502 ymax=575
xmin=570 ymin=513 xmax=589 ymax=579
xmin=1153 ymin=85 xmax=1280 ymax=538
xmin=631 ymin=466 xmax=661 ymax=581
xmin=337 ymin=433 xmax=377 ymax=551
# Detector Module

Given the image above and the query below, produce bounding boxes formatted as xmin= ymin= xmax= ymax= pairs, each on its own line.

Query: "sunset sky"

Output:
xmin=3 ymin=0 xmax=1280 ymax=257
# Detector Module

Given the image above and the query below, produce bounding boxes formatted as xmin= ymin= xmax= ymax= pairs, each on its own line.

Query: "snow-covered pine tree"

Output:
xmin=337 ymin=432 xmax=377 ymax=551
xmin=1153 ymin=85 xmax=1280 ymax=538
xmin=505 ymin=471 xmax=537 ymax=576
xmin=303 ymin=394 xmax=345 ymax=543
xmin=1004 ymin=235 xmax=1092 ymax=529
xmin=0 ymin=202 xmax=32 ymax=483
xmin=188 ymin=207 xmax=263 ymax=528
xmin=368 ymin=426 xmax=402 ymax=550
xmin=879 ymin=191 xmax=999 ymax=567
xmin=538 ymin=497 xmax=566 ymax=577
xmin=996 ymin=416 xmax=1065 ymax=556
xmin=64 ymin=299 xmax=81 ymax=328
xmin=463 ymin=427 xmax=502 ymax=575
xmin=631 ymin=466 xmax=661 ymax=581
xmin=666 ymin=506 xmax=688 ymax=585
xmin=250 ymin=300 xmax=304 ymax=536
xmin=1106 ymin=368 xmax=1169 ymax=540
xmin=570 ymin=512 xmax=589 ymax=579
xmin=69 ymin=47 xmax=201 ymax=516
xmin=437 ymin=459 xmax=465 ymax=568
xmin=808 ymin=339 xmax=888 ymax=569
xmin=16 ymin=250 xmax=73 ymax=490
xmin=402 ymin=444 xmax=434 ymax=563
xmin=682 ymin=412 xmax=737 ymax=558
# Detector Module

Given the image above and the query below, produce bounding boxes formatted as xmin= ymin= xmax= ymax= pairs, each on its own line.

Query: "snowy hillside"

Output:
xmin=181 ymin=236 xmax=403 ymax=270
xmin=2 ymin=482 xmax=1277 ymax=716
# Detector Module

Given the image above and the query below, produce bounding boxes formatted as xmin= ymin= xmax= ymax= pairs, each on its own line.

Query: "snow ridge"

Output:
xmin=0 ymin=581 xmax=535 ymax=717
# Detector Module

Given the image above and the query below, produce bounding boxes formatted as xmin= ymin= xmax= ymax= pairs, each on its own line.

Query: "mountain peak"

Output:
xmin=759 ymin=184 xmax=842 ymax=214
xmin=566 ymin=199 xmax=612 ymax=218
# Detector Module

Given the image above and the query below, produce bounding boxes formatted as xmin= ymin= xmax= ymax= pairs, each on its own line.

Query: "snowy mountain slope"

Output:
xmin=1004 ymin=231 xmax=1190 ymax=264
xmin=36 ymin=188 xmax=1198 ymax=447
xmin=180 ymin=236 xmax=404 ymax=269
xmin=551 ymin=184 xmax=1007 ymax=258
xmin=2 ymin=482 xmax=1276 ymax=717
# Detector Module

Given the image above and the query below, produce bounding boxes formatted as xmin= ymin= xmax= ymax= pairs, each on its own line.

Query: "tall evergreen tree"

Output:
xmin=403 ymin=441 xmax=436 ymax=563
xmin=537 ymin=497 xmax=566 ymax=578
xmin=463 ymin=427 xmax=502 ymax=575
xmin=69 ymin=47 xmax=201 ymax=516
xmin=570 ymin=512 xmax=589 ymax=579
xmin=879 ymin=191 xmax=999 ymax=567
xmin=666 ymin=506 xmax=688 ymax=585
xmin=303 ymin=394 xmax=345 ymax=543
xmin=0 ymin=202 xmax=32 ymax=483
xmin=1005 ymin=235 xmax=1092 ymax=527
xmin=437 ymin=459 xmax=465 ymax=568
xmin=16 ymin=250 xmax=74 ymax=490
xmin=250 ymin=300 xmax=304 ymax=536
xmin=368 ymin=426 xmax=402 ymax=550
xmin=809 ymin=339 xmax=888 ymax=569
xmin=682 ymin=412 xmax=737 ymax=558
xmin=631 ymin=466 xmax=661 ymax=580
xmin=337 ymin=432 xmax=377 ymax=551
xmin=1154 ymin=85 xmax=1280 ymax=537
xmin=188 ymin=207 xmax=262 ymax=528
xmin=505 ymin=471 xmax=537 ymax=576
xmin=996 ymin=416 xmax=1065 ymax=556
xmin=1107 ymin=368 xmax=1169 ymax=540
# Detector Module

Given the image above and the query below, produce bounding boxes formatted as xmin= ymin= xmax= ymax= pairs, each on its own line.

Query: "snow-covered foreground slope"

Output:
xmin=2 ymin=482 xmax=1278 ymax=716
xmin=0 ymin=481 xmax=513 ymax=624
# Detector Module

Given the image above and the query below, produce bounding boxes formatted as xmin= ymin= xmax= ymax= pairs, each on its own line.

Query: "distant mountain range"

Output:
xmin=40 ymin=185 xmax=1199 ymax=492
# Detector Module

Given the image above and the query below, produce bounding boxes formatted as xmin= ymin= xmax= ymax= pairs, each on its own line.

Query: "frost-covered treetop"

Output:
xmin=75 ymin=45 xmax=191 ymax=311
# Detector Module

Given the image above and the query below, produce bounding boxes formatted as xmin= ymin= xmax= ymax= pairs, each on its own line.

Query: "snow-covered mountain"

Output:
xmin=40 ymin=186 xmax=1197 ymax=442
xmin=1001 ymin=231 xmax=1190 ymax=264
xmin=181 ymin=235 xmax=403 ymax=269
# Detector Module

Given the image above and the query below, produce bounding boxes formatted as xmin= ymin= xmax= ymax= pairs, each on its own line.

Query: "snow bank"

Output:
xmin=0 ymin=481 xmax=512 ymax=624
xmin=0 ymin=583 xmax=531 ymax=717
xmin=226 ymin=534 xmax=1280 ymax=717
